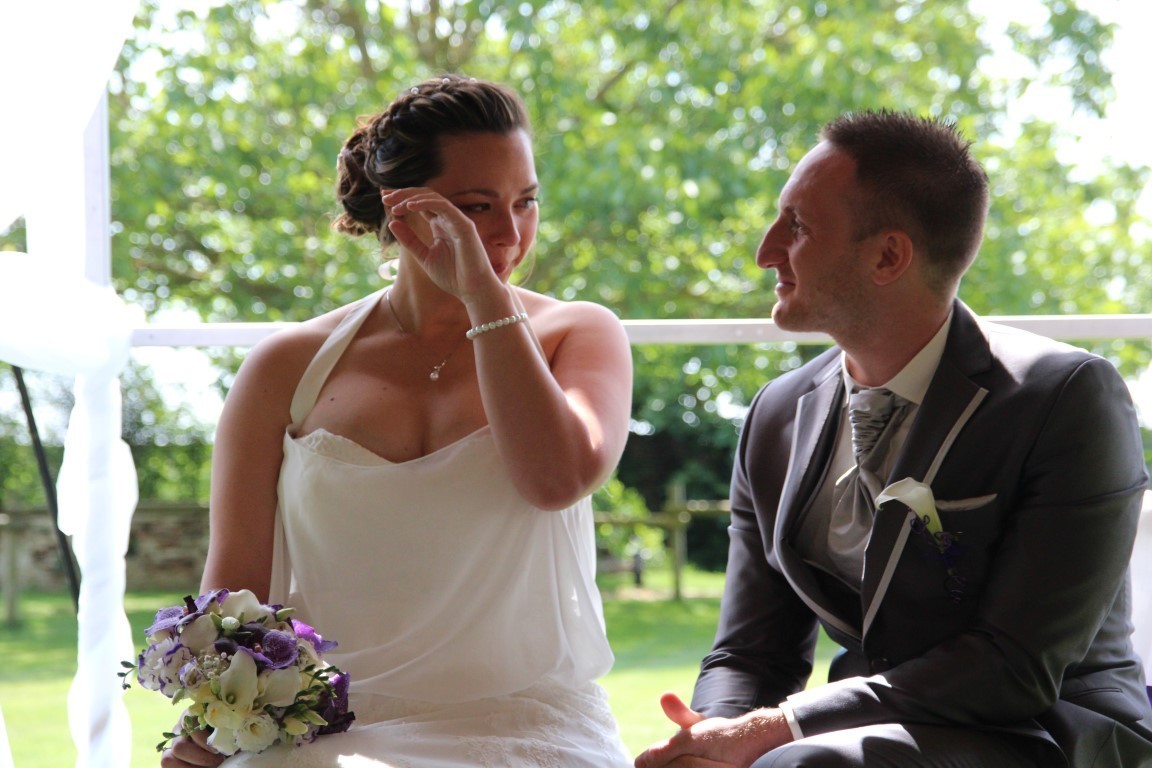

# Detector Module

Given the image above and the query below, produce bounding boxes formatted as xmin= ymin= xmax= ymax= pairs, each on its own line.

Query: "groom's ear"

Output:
xmin=870 ymin=229 xmax=914 ymax=287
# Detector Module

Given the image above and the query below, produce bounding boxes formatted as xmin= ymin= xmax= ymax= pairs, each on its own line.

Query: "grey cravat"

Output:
xmin=827 ymin=387 xmax=910 ymax=584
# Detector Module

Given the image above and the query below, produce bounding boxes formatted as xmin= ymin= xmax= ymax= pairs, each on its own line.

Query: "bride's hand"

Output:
xmin=383 ymin=187 xmax=500 ymax=300
xmin=160 ymin=728 xmax=225 ymax=767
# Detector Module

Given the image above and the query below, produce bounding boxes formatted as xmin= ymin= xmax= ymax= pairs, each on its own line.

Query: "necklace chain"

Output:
xmin=385 ymin=288 xmax=466 ymax=382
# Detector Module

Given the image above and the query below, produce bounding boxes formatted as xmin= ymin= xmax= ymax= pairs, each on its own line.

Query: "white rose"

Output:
xmin=234 ymin=711 xmax=282 ymax=753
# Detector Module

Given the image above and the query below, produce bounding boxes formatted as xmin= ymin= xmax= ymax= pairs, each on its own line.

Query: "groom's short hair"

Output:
xmin=821 ymin=110 xmax=989 ymax=295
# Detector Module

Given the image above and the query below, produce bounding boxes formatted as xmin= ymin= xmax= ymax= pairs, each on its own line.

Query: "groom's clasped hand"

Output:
xmin=633 ymin=693 xmax=790 ymax=768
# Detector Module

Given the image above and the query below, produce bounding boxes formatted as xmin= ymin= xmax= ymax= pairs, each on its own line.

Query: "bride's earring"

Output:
xmin=378 ymin=258 xmax=398 ymax=282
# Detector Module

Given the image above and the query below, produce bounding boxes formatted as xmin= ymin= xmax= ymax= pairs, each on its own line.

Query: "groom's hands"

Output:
xmin=633 ymin=692 xmax=792 ymax=768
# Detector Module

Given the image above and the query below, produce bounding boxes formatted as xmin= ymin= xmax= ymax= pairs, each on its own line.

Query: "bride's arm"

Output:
xmin=466 ymin=288 xmax=633 ymax=511
xmin=385 ymin=187 xmax=633 ymax=510
xmin=200 ymin=329 xmax=316 ymax=601
xmin=161 ymin=332 xmax=312 ymax=768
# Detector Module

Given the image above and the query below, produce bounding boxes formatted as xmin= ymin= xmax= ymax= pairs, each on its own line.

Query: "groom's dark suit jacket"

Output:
xmin=693 ymin=302 xmax=1152 ymax=766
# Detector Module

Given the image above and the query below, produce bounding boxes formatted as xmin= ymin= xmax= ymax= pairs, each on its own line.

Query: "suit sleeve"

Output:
xmin=785 ymin=355 xmax=1148 ymax=734
xmin=692 ymin=384 xmax=823 ymax=718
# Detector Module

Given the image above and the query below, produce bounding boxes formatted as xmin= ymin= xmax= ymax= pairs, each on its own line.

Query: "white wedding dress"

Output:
xmin=225 ymin=292 xmax=631 ymax=767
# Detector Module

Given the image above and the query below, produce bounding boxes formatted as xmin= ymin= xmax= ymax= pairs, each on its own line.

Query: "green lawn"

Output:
xmin=0 ymin=590 xmax=185 ymax=767
xmin=598 ymin=568 xmax=835 ymax=754
xmin=0 ymin=571 xmax=834 ymax=766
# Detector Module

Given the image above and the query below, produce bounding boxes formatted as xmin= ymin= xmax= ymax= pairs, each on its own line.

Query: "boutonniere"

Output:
xmin=877 ymin=478 xmax=967 ymax=603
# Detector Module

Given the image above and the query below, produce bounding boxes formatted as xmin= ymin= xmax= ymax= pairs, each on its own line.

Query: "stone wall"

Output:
xmin=0 ymin=503 xmax=210 ymax=594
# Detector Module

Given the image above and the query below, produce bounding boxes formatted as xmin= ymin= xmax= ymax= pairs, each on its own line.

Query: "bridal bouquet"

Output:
xmin=121 ymin=588 xmax=355 ymax=755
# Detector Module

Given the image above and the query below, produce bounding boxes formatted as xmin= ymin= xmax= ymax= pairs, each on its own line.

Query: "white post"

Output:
xmin=44 ymin=91 xmax=138 ymax=768
xmin=83 ymin=93 xmax=112 ymax=285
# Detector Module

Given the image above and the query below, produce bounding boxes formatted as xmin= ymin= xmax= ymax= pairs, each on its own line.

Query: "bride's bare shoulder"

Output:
xmin=232 ymin=301 xmax=361 ymax=385
xmin=517 ymin=289 xmax=623 ymax=332
xmin=515 ymin=290 xmax=629 ymax=372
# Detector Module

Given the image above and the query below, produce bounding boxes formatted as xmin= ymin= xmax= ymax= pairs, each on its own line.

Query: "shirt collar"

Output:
xmin=841 ymin=309 xmax=953 ymax=406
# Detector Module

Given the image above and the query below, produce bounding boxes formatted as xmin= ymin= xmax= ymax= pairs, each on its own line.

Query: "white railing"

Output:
xmin=130 ymin=314 xmax=1152 ymax=348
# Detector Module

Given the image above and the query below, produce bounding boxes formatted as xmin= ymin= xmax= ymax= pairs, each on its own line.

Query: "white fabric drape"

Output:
xmin=0 ymin=2 xmax=141 ymax=767
xmin=0 ymin=2 xmax=134 ymax=232
xmin=0 ymin=701 xmax=12 ymax=768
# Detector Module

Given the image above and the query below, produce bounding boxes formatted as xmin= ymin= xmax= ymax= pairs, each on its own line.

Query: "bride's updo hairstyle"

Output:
xmin=334 ymin=74 xmax=532 ymax=244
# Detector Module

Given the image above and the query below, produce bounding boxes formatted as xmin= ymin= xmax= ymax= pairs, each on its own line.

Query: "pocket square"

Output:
xmin=935 ymin=494 xmax=997 ymax=511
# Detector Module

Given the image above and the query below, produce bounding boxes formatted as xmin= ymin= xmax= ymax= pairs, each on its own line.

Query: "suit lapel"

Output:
xmin=886 ymin=357 xmax=988 ymax=487
xmin=776 ymin=360 xmax=842 ymax=541
xmin=860 ymin=304 xmax=991 ymax=636
xmin=775 ymin=360 xmax=865 ymax=640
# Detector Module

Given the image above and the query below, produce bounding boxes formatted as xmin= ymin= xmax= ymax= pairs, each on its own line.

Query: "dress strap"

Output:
xmin=288 ymin=289 xmax=384 ymax=425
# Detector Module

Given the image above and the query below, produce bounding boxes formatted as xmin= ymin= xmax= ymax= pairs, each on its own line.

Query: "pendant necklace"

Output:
xmin=385 ymin=288 xmax=466 ymax=381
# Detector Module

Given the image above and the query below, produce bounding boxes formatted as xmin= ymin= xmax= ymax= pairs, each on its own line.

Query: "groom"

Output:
xmin=636 ymin=111 xmax=1152 ymax=767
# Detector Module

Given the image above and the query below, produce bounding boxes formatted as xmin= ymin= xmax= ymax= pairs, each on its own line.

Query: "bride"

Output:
xmin=162 ymin=74 xmax=634 ymax=767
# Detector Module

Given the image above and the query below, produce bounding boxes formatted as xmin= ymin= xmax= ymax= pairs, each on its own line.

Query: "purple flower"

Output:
xmin=236 ymin=621 xmax=269 ymax=646
xmin=252 ymin=630 xmax=299 ymax=670
xmin=195 ymin=589 xmax=229 ymax=612
xmin=136 ymin=637 xmax=192 ymax=696
xmin=214 ymin=637 xmax=240 ymax=657
xmin=909 ymin=516 xmax=967 ymax=604
xmin=147 ymin=590 xmax=232 ymax=638
xmin=145 ymin=605 xmax=186 ymax=636
xmin=292 ymin=619 xmax=338 ymax=654
xmin=316 ymin=672 xmax=355 ymax=736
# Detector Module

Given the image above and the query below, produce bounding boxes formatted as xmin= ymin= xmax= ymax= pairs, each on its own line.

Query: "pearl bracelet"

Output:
xmin=466 ymin=311 xmax=529 ymax=340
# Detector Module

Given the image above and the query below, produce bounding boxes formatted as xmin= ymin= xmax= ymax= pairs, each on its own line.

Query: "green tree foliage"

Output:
xmin=6 ymin=1 xmax=1149 ymax=532
xmin=106 ymin=0 xmax=1152 ymax=503
xmin=120 ymin=361 xmax=215 ymax=501
xmin=0 ymin=368 xmax=68 ymax=509
xmin=0 ymin=363 xmax=212 ymax=507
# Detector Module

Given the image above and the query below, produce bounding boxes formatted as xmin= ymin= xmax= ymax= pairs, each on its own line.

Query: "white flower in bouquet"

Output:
xmin=232 ymin=711 xmax=282 ymax=753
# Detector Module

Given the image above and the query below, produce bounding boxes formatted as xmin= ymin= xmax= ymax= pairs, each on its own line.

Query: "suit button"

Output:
xmin=870 ymin=657 xmax=891 ymax=673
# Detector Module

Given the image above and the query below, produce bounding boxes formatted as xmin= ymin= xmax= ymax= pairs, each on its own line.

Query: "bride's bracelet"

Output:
xmin=466 ymin=311 xmax=529 ymax=340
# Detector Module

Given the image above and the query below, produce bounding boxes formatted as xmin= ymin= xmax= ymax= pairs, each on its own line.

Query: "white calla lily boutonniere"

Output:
xmin=877 ymin=478 xmax=967 ymax=603
xmin=877 ymin=478 xmax=942 ymax=534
